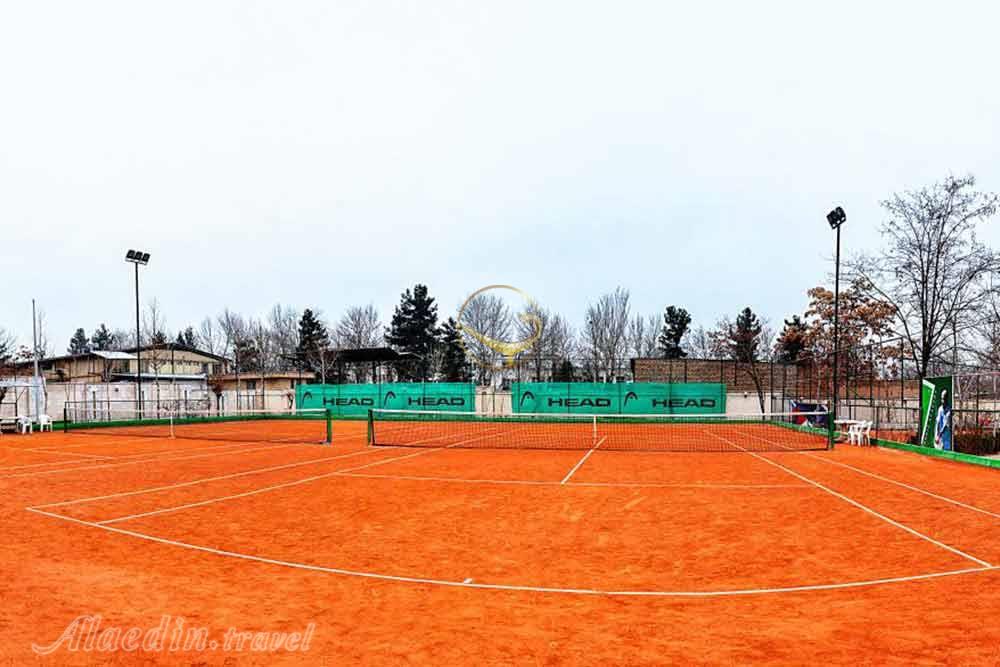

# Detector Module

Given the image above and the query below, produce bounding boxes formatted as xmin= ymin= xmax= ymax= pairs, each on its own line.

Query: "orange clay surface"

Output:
xmin=1 ymin=421 xmax=999 ymax=665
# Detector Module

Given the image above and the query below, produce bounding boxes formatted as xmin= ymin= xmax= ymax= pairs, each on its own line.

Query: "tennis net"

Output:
xmin=63 ymin=408 xmax=332 ymax=445
xmin=368 ymin=409 xmax=831 ymax=452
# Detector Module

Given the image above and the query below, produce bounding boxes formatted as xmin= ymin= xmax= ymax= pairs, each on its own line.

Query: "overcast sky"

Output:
xmin=3 ymin=1 xmax=999 ymax=351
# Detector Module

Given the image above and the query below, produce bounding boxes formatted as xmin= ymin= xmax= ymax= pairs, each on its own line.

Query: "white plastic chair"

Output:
xmin=16 ymin=416 xmax=32 ymax=435
xmin=861 ymin=421 xmax=873 ymax=446
xmin=38 ymin=414 xmax=54 ymax=432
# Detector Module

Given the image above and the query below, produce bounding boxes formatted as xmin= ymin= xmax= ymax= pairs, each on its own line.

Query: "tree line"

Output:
xmin=3 ymin=175 xmax=998 ymax=389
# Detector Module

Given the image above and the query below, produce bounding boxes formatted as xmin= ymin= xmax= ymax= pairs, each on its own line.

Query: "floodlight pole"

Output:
xmin=31 ymin=298 xmax=41 ymax=420
xmin=827 ymin=206 xmax=846 ymax=450
xmin=126 ymin=250 xmax=150 ymax=418
xmin=134 ymin=261 xmax=141 ymax=417
xmin=832 ymin=223 xmax=841 ymax=422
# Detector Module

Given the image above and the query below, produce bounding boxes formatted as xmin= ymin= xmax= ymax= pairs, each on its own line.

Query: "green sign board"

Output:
xmin=296 ymin=383 xmax=475 ymax=417
xmin=511 ymin=382 xmax=726 ymax=415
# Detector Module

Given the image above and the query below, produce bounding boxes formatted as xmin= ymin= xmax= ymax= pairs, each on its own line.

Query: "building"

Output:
xmin=10 ymin=343 xmax=230 ymax=384
xmin=2 ymin=344 xmax=232 ymax=419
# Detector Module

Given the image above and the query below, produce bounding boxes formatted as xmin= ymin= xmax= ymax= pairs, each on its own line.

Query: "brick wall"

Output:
xmin=630 ymin=358 xmax=800 ymax=393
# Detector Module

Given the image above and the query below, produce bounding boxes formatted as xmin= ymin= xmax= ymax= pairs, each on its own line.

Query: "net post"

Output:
xmin=827 ymin=410 xmax=835 ymax=450
xmin=325 ymin=408 xmax=333 ymax=444
xmin=592 ymin=415 xmax=597 ymax=448
xmin=367 ymin=409 xmax=374 ymax=446
xmin=63 ymin=403 xmax=69 ymax=432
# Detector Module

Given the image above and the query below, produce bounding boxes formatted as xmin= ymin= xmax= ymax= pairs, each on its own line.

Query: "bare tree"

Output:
xmin=198 ymin=317 xmax=224 ymax=356
xmin=547 ymin=314 xmax=577 ymax=362
xmin=336 ymin=304 xmax=382 ymax=349
xmin=142 ymin=299 xmax=168 ymax=343
xmin=142 ymin=299 xmax=170 ymax=379
xmin=583 ymin=287 xmax=631 ymax=381
xmin=459 ymin=293 xmax=513 ymax=384
xmin=33 ymin=308 xmax=51 ymax=359
xmin=971 ymin=283 xmax=1000 ymax=368
xmin=683 ymin=325 xmax=722 ymax=359
xmin=0 ymin=328 xmax=16 ymax=405
xmin=0 ymin=327 xmax=15 ymax=362
xmin=628 ymin=313 xmax=660 ymax=359
xmin=515 ymin=304 xmax=578 ymax=381
xmin=267 ymin=304 xmax=300 ymax=368
xmin=217 ymin=309 xmax=248 ymax=359
xmin=848 ymin=175 xmax=1000 ymax=379
xmin=248 ymin=318 xmax=277 ymax=372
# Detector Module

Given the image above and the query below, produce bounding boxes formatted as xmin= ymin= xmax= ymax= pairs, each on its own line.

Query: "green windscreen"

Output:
xmin=296 ymin=383 xmax=475 ymax=417
xmin=512 ymin=382 xmax=725 ymax=415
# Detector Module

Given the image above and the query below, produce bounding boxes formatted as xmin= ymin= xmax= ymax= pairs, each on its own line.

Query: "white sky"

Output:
xmin=3 ymin=1 xmax=999 ymax=350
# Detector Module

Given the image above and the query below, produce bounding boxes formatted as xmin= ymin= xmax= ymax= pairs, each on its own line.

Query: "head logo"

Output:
xmin=623 ymin=391 xmax=638 ymax=406
xmin=302 ymin=391 xmax=314 ymax=402
xmin=457 ymin=285 xmax=543 ymax=370
xmin=383 ymin=391 xmax=397 ymax=407
xmin=518 ymin=390 xmax=536 ymax=408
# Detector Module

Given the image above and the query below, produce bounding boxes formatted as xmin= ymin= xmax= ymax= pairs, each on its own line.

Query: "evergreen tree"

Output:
xmin=234 ymin=337 xmax=261 ymax=372
xmin=150 ymin=330 xmax=168 ymax=346
xmin=297 ymin=309 xmax=329 ymax=356
xmin=176 ymin=326 xmax=198 ymax=348
xmin=438 ymin=317 xmax=468 ymax=381
xmin=775 ymin=315 xmax=808 ymax=362
xmin=658 ymin=306 xmax=691 ymax=359
xmin=68 ymin=328 xmax=90 ymax=355
xmin=90 ymin=324 xmax=116 ymax=351
xmin=731 ymin=307 xmax=763 ymax=362
xmin=386 ymin=284 xmax=440 ymax=378
xmin=552 ymin=358 xmax=576 ymax=382
xmin=296 ymin=308 xmax=331 ymax=379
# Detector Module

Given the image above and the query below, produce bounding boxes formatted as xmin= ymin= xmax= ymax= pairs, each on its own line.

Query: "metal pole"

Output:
xmin=135 ymin=262 xmax=142 ymax=418
xmin=831 ymin=224 xmax=841 ymax=448
xmin=31 ymin=299 xmax=41 ymax=420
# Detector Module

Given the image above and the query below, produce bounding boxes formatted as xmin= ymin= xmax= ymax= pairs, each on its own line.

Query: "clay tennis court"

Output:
xmin=2 ymin=418 xmax=999 ymax=665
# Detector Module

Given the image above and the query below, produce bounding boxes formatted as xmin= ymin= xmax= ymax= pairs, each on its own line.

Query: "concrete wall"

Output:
xmin=2 ymin=381 xmax=297 ymax=422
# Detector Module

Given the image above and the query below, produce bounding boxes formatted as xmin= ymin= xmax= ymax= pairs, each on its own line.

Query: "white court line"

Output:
xmin=0 ymin=441 xmax=302 ymax=480
xmin=92 ymin=446 xmax=452 ymax=525
xmin=0 ymin=438 xmax=280 ymax=473
xmin=32 ymin=447 xmax=391 ymax=509
xmin=1 ymin=443 xmax=117 ymax=460
xmin=25 ymin=507 xmax=1000 ymax=597
xmin=372 ymin=427 xmax=506 ymax=452
xmin=703 ymin=430 xmax=994 ymax=568
xmin=0 ymin=455 xmax=121 ymax=472
xmin=752 ymin=431 xmax=1000 ymax=522
xmin=560 ymin=436 xmax=605 ymax=484
xmin=16 ymin=447 xmax=116 ymax=461
xmin=338 ymin=471 xmax=810 ymax=490
xmin=90 ymin=437 xmax=491 ymax=525
xmin=568 ymin=481 xmax=811 ymax=489
xmin=802 ymin=453 xmax=1000 ymax=521
xmin=379 ymin=427 xmax=502 ymax=448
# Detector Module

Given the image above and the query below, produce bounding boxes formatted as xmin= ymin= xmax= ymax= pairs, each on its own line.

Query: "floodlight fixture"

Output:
xmin=827 ymin=206 xmax=846 ymax=230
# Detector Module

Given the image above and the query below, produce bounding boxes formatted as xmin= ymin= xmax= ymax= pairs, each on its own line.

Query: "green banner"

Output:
xmin=296 ymin=383 xmax=475 ymax=417
xmin=512 ymin=382 xmax=725 ymax=415
xmin=920 ymin=376 xmax=953 ymax=450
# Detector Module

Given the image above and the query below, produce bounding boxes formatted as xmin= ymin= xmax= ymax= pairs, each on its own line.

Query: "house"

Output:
xmin=10 ymin=343 xmax=231 ymax=383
